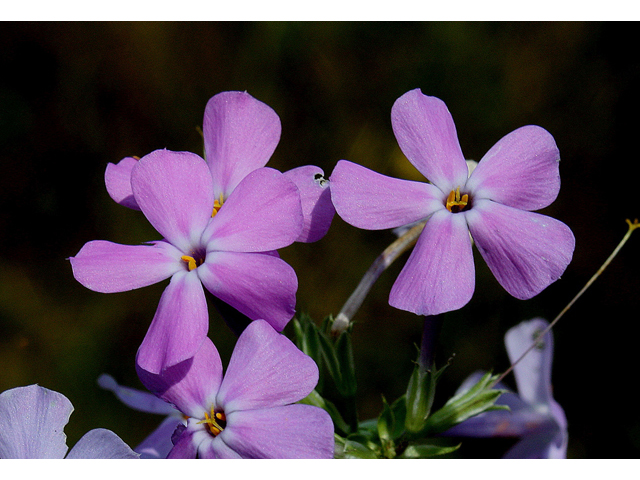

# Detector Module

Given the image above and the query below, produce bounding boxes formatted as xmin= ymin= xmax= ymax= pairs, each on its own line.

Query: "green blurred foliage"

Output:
xmin=0 ymin=22 xmax=638 ymax=458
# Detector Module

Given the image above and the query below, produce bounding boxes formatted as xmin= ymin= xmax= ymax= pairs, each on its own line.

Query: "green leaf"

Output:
xmin=421 ymin=372 xmax=508 ymax=435
xmin=334 ymin=434 xmax=379 ymax=459
xmin=334 ymin=330 xmax=357 ymax=397
xmin=398 ymin=442 xmax=461 ymax=458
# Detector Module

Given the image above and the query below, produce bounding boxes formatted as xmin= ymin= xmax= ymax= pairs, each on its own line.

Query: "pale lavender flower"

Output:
xmin=105 ymin=91 xmax=334 ymax=243
xmin=71 ymin=149 xmax=303 ymax=374
xmin=98 ymin=374 xmax=184 ymax=459
xmin=136 ymin=319 xmax=335 ymax=459
xmin=0 ymin=384 xmax=138 ymax=459
xmin=330 ymin=88 xmax=575 ymax=316
xmin=444 ymin=318 xmax=568 ymax=458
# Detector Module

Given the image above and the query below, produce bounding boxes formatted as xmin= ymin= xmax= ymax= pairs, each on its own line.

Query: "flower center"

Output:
xmin=445 ymin=187 xmax=470 ymax=213
xmin=197 ymin=406 xmax=227 ymax=437
xmin=180 ymin=247 xmax=206 ymax=271
xmin=212 ymin=193 xmax=225 ymax=217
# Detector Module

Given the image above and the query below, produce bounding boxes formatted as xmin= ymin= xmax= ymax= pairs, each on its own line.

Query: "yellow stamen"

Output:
xmin=197 ymin=406 xmax=226 ymax=437
xmin=445 ymin=187 xmax=469 ymax=213
xmin=181 ymin=255 xmax=197 ymax=271
xmin=212 ymin=193 xmax=225 ymax=217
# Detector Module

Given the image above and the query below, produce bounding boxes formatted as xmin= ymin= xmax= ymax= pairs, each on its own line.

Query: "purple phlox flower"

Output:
xmin=71 ymin=149 xmax=304 ymax=375
xmin=136 ymin=319 xmax=335 ymax=459
xmin=105 ymin=91 xmax=335 ymax=243
xmin=444 ymin=318 xmax=568 ymax=458
xmin=330 ymin=88 xmax=575 ymax=316
xmin=0 ymin=384 xmax=138 ymax=459
xmin=98 ymin=374 xmax=185 ymax=459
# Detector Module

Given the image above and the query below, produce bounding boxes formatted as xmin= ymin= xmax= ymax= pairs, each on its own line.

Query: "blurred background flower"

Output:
xmin=0 ymin=21 xmax=638 ymax=458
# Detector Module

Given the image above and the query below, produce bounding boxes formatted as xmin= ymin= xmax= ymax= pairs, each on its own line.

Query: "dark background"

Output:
xmin=0 ymin=22 xmax=638 ymax=458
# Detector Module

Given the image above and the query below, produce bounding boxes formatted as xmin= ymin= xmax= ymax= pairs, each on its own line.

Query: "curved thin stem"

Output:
xmin=331 ymin=221 xmax=426 ymax=335
xmin=493 ymin=218 xmax=639 ymax=387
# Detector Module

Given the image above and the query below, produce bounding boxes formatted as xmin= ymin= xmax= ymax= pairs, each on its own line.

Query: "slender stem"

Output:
xmin=332 ymin=221 xmax=427 ymax=334
xmin=493 ymin=218 xmax=639 ymax=387
xmin=419 ymin=315 xmax=442 ymax=371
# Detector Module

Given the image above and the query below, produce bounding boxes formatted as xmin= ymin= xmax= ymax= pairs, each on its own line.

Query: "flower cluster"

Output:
xmin=2 ymin=88 xmax=580 ymax=459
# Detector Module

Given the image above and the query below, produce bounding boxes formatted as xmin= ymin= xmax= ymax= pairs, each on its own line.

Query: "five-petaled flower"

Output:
xmin=330 ymin=88 xmax=575 ymax=316
xmin=136 ymin=319 xmax=335 ymax=459
xmin=444 ymin=318 xmax=568 ymax=458
xmin=105 ymin=91 xmax=335 ymax=243
xmin=70 ymin=149 xmax=304 ymax=374
xmin=0 ymin=384 xmax=138 ymax=459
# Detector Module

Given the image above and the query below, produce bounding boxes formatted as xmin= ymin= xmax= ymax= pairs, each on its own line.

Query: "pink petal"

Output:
xmin=131 ymin=150 xmax=214 ymax=253
xmin=465 ymin=125 xmax=561 ymax=211
xmin=283 ymin=165 xmax=335 ymax=243
xmin=330 ymin=160 xmax=444 ymax=230
xmin=69 ymin=240 xmax=182 ymax=293
xmin=389 ymin=209 xmax=475 ymax=315
xmin=137 ymin=336 xmax=222 ymax=418
xmin=220 ymin=405 xmax=334 ymax=458
xmin=136 ymin=270 xmax=209 ymax=374
xmin=202 ymin=167 xmax=303 ymax=252
xmin=466 ymin=199 xmax=575 ymax=300
xmin=104 ymin=156 xmax=140 ymax=210
xmin=216 ymin=320 xmax=318 ymax=413
xmin=198 ymin=252 xmax=297 ymax=331
xmin=203 ymin=91 xmax=281 ymax=199
xmin=391 ymin=89 xmax=469 ymax=192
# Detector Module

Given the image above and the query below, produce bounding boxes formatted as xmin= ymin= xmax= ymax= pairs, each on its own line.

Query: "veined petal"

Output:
xmin=330 ymin=160 xmax=443 ymax=230
xmin=167 ymin=422 xmax=204 ymax=459
xmin=131 ymin=150 xmax=214 ymax=253
xmin=69 ymin=240 xmax=181 ymax=293
xmin=201 ymin=436 xmax=243 ymax=459
xmin=389 ymin=209 xmax=475 ymax=315
xmin=198 ymin=251 xmax=297 ymax=331
xmin=505 ymin=318 xmax=554 ymax=407
xmin=391 ymin=89 xmax=469 ymax=192
xmin=202 ymin=167 xmax=303 ymax=252
xmin=203 ymin=91 xmax=281 ymax=199
xmin=134 ymin=415 xmax=184 ymax=459
xmin=105 ymin=156 xmax=140 ymax=210
xmin=136 ymin=270 xmax=209 ymax=375
xmin=97 ymin=374 xmax=177 ymax=415
xmin=65 ymin=429 xmax=138 ymax=459
xmin=0 ymin=385 xmax=71 ymax=459
xmin=283 ymin=165 xmax=335 ymax=243
xmin=220 ymin=405 xmax=334 ymax=458
xmin=466 ymin=200 xmax=575 ymax=300
xmin=465 ymin=125 xmax=561 ymax=211
xmin=216 ymin=320 xmax=318 ymax=413
xmin=137 ymin=335 xmax=222 ymax=418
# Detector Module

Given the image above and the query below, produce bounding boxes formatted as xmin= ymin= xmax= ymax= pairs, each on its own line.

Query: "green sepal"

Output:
xmin=398 ymin=442 xmax=461 ymax=458
xmin=376 ymin=396 xmax=397 ymax=458
xmin=334 ymin=434 xmax=379 ymax=459
xmin=299 ymin=389 xmax=350 ymax=436
xmin=334 ymin=330 xmax=357 ymax=397
xmin=420 ymin=371 xmax=508 ymax=435
xmin=404 ymin=363 xmax=436 ymax=433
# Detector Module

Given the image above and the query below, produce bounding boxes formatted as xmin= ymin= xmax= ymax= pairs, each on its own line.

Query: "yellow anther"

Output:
xmin=181 ymin=255 xmax=197 ymax=271
xmin=197 ymin=406 xmax=225 ymax=437
xmin=446 ymin=187 xmax=469 ymax=213
xmin=212 ymin=194 xmax=225 ymax=217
